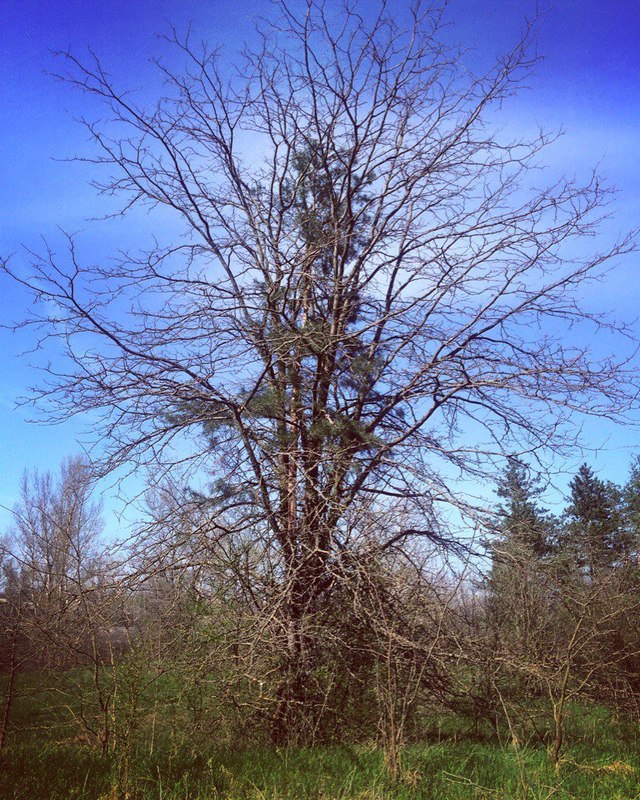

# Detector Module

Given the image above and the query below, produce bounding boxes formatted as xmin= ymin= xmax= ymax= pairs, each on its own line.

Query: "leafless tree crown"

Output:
xmin=2 ymin=0 xmax=638 ymax=746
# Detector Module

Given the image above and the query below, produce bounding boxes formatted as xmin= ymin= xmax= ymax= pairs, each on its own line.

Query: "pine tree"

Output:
xmin=563 ymin=464 xmax=625 ymax=576
xmin=621 ymin=456 xmax=640 ymax=563
xmin=493 ymin=457 xmax=551 ymax=559
xmin=486 ymin=457 xmax=553 ymax=700
xmin=487 ymin=456 xmax=552 ymax=616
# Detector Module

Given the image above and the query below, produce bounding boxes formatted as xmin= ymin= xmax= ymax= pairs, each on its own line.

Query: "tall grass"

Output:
xmin=3 ymin=740 xmax=640 ymax=799
xmin=2 ymin=671 xmax=640 ymax=799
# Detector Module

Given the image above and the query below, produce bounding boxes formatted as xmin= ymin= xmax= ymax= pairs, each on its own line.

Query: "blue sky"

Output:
xmin=1 ymin=0 xmax=639 ymax=533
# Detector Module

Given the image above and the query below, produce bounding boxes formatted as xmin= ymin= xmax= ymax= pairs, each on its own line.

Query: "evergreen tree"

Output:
xmin=486 ymin=457 xmax=554 ymax=701
xmin=563 ymin=464 xmax=625 ymax=575
xmin=493 ymin=456 xmax=551 ymax=559
xmin=621 ymin=456 xmax=640 ymax=563
xmin=487 ymin=456 xmax=552 ymax=613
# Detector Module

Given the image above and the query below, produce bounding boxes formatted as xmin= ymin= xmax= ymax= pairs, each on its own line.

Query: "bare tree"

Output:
xmin=0 ymin=554 xmax=29 ymax=751
xmin=5 ymin=456 xmax=104 ymax=668
xmin=0 ymin=457 xmax=116 ymax=751
xmin=2 ymin=0 xmax=637 ymax=740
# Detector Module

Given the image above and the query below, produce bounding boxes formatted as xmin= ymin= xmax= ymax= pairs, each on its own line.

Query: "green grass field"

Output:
xmin=2 ymin=671 xmax=640 ymax=799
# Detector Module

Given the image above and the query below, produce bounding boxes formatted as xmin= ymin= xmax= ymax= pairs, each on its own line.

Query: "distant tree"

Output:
xmin=0 ymin=548 xmax=28 ymax=751
xmin=484 ymin=458 xmax=554 ymax=708
xmin=563 ymin=464 xmax=627 ymax=576
xmin=487 ymin=457 xmax=553 ymax=632
xmin=0 ymin=457 xmax=114 ymax=750
xmin=477 ymin=460 xmax=640 ymax=765
xmin=494 ymin=456 xmax=552 ymax=557
xmin=621 ymin=456 xmax=640 ymax=563
xmin=6 ymin=455 xmax=104 ymax=668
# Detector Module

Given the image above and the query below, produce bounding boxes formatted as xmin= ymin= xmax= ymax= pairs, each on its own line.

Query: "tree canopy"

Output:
xmin=2 ymin=0 xmax=638 ymax=745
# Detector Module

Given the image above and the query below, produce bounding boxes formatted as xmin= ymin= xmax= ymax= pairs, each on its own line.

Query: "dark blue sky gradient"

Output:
xmin=1 ymin=0 xmax=639 ymax=530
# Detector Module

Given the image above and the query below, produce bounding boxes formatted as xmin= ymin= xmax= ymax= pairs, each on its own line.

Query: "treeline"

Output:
xmin=2 ymin=455 xmax=640 ymax=784
xmin=472 ymin=458 xmax=640 ymax=766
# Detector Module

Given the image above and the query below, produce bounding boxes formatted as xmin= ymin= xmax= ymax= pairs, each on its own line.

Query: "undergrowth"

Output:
xmin=2 ymin=672 xmax=640 ymax=798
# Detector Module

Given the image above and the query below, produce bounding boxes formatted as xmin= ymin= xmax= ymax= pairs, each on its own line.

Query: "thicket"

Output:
xmin=2 ymin=455 xmax=640 ymax=796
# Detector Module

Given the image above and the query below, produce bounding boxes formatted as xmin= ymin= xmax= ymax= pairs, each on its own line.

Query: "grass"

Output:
xmin=2 ymin=672 xmax=640 ymax=798
xmin=4 ymin=741 xmax=640 ymax=799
